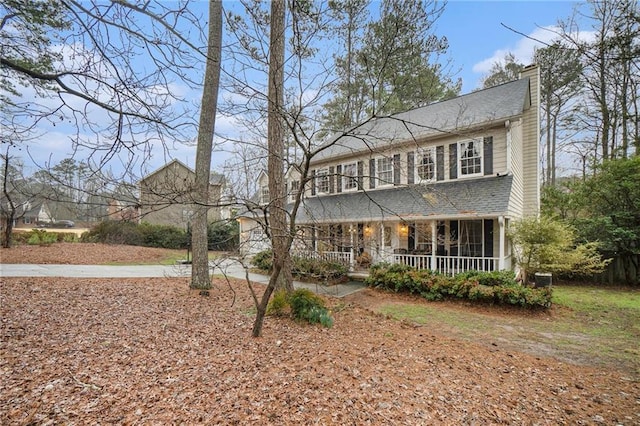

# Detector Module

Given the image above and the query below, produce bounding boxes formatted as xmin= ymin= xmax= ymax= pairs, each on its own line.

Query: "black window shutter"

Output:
xmin=484 ymin=219 xmax=494 ymax=257
xmin=369 ymin=159 xmax=376 ymax=189
xmin=357 ymin=161 xmax=364 ymax=190
xmin=450 ymin=220 xmax=458 ymax=256
xmin=336 ymin=165 xmax=342 ymax=193
xmin=483 ymin=136 xmax=493 ymax=175
xmin=449 ymin=143 xmax=458 ymax=180
xmin=393 ymin=154 xmax=401 ymax=185
xmin=436 ymin=145 xmax=444 ymax=181
xmin=328 ymin=166 xmax=335 ymax=193
xmin=407 ymin=152 xmax=415 ymax=184
xmin=310 ymin=169 xmax=316 ymax=195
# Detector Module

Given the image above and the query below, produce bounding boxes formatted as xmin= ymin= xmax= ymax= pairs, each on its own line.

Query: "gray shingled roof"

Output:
xmin=312 ymin=78 xmax=530 ymax=163
xmin=294 ymin=175 xmax=513 ymax=224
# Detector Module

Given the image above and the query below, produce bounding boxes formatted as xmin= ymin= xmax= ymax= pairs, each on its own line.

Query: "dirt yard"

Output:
xmin=1 ymin=244 xmax=639 ymax=424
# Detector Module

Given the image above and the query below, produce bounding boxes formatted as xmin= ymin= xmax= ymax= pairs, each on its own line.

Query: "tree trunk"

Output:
xmin=190 ymin=0 xmax=223 ymax=290
xmin=251 ymin=0 xmax=290 ymax=337
xmin=1 ymin=150 xmax=15 ymax=248
xmin=266 ymin=0 xmax=292 ymax=293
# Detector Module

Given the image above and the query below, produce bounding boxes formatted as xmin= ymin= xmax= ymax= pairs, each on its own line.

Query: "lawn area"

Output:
xmin=370 ymin=284 xmax=640 ymax=375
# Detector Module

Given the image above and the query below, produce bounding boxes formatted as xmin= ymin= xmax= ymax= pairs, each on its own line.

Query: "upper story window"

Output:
xmin=260 ymin=185 xmax=270 ymax=204
xmin=377 ymin=157 xmax=393 ymax=186
xmin=417 ymin=147 xmax=436 ymax=182
xmin=342 ymin=162 xmax=358 ymax=191
xmin=289 ymin=180 xmax=300 ymax=202
xmin=316 ymin=168 xmax=329 ymax=194
xmin=459 ymin=139 xmax=483 ymax=177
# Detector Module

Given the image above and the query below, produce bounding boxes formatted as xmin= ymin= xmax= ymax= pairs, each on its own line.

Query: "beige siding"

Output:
xmin=303 ymin=126 xmax=509 ymax=196
xmin=508 ymin=119 xmax=524 ymax=218
xmin=139 ymin=161 xmax=222 ymax=228
xmin=520 ymin=65 xmax=541 ymax=216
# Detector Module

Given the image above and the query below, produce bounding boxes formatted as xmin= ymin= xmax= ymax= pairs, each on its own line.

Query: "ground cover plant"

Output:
xmin=365 ymin=263 xmax=552 ymax=308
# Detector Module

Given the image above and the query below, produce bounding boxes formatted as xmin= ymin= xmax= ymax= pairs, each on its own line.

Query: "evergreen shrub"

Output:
xmin=365 ymin=263 xmax=551 ymax=308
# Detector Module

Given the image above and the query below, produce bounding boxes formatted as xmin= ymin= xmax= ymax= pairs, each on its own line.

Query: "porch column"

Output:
xmin=349 ymin=224 xmax=355 ymax=271
xmin=498 ymin=216 xmax=505 ymax=270
xmin=431 ymin=220 xmax=437 ymax=272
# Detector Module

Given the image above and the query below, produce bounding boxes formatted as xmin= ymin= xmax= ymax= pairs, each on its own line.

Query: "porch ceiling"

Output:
xmin=295 ymin=175 xmax=513 ymax=224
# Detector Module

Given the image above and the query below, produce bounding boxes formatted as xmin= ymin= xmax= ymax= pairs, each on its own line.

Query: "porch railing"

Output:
xmin=292 ymin=250 xmax=353 ymax=268
xmin=392 ymin=254 xmax=499 ymax=276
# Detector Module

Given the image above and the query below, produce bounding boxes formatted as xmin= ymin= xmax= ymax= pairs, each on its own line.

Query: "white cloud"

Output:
xmin=473 ymin=25 xmax=597 ymax=76
xmin=472 ymin=26 xmax=561 ymax=74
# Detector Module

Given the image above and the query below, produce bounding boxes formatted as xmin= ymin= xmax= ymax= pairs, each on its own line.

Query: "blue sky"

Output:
xmin=437 ymin=0 xmax=581 ymax=91
xmin=14 ymin=0 xmax=585 ymax=176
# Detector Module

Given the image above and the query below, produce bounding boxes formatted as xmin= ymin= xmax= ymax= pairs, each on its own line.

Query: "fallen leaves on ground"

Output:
xmin=1 ymin=243 xmax=181 ymax=265
xmin=1 ymin=276 xmax=638 ymax=425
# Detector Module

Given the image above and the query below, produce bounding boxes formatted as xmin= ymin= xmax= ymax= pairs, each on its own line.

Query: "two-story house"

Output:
xmin=239 ymin=65 xmax=540 ymax=275
xmin=139 ymin=159 xmax=225 ymax=229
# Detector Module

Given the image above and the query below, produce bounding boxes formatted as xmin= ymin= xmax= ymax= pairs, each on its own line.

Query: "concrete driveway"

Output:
xmin=0 ymin=260 xmax=365 ymax=298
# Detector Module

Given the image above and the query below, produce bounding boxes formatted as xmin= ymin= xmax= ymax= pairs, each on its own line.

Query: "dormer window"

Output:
xmin=459 ymin=139 xmax=483 ymax=177
xmin=417 ymin=147 xmax=436 ymax=182
xmin=342 ymin=162 xmax=358 ymax=191
xmin=316 ymin=169 xmax=329 ymax=194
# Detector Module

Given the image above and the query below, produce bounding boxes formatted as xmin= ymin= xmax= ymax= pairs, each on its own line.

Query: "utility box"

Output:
xmin=534 ymin=272 xmax=552 ymax=288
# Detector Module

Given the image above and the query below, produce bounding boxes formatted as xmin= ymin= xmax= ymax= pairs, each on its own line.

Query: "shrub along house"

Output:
xmin=239 ymin=65 xmax=540 ymax=275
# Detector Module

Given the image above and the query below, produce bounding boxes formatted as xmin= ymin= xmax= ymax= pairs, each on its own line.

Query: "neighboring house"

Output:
xmin=239 ymin=65 xmax=540 ymax=275
xmin=5 ymin=200 xmax=55 ymax=228
xmin=139 ymin=159 xmax=225 ymax=229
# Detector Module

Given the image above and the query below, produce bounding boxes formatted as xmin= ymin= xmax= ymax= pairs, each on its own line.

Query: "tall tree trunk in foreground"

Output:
xmin=252 ymin=0 xmax=289 ymax=337
xmin=191 ymin=0 xmax=223 ymax=290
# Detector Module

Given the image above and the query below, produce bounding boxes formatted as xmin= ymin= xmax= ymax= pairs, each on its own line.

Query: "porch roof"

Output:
xmin=295 ymin=175 xmax=513 ymax=224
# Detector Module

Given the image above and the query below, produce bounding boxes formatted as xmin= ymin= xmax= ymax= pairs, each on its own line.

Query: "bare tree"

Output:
xmin=534 ymin=42 xmax=582 ymax=185
xmin=554 ymin=0 xmax=639 ymax=162
xmin=191 ymin=0 xmax=223 ymax=290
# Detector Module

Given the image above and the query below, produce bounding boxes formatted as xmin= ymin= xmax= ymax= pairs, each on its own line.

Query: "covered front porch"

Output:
xmin=292 ymin=217 xmax=512 ymax=276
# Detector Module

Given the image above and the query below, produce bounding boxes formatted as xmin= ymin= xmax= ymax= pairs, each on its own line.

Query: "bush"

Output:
xmin=251 ymin=251 xmax=349 ymax=283
xmin=81 ymin=221 xmax=143 ymax=245
xmin=291 ymin=256 xmax=348 ymax=282
xmin=26 ymin=230 xmax=57 ymax=246
xmin=251 ymin=249 xmax=273 ymax=271
xmin=455 ymin=270 xmax=516 ymax=287
xmin=288 ymin=289 xmax=333 ymax=327
xmin=138 ymin=222 xmax=188 ymax=249
xmin=366 ymin=264 xmax=552 ymax=309
xmin=267 ymin=290 xmax=290 ymax=316
xmin=207 ymin=221 xmax=239 ymax=251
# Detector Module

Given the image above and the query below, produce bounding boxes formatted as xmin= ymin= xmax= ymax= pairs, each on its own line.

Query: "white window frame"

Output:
xmin=316 ymin=168 xmax=329 ymax=194
xmin=289 ymin=180 xmax=300 ymax=202
xmin=377 ymin=157 xmax=393 ymax=187
xmin=458 ymin=139 xmax=483 ymax=177
xmin=342 ymin=162 xmax=358 ymax=191
xmin=416 ymin=147 xmax=436 ymax=182
xmin=23 ymin=216 xmax=32 ymax=225
xmin=260 ymin=185 xmax=270 ymax=204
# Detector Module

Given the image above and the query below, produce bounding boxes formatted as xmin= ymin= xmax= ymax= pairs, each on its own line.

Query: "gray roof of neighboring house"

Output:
xmin=294 ymin=175 xmax=513 ymax=224
xmin=312 ymin=78 xmax=530 ymax=164
xmin=140 ymin=159 xmax=225 ymax=186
